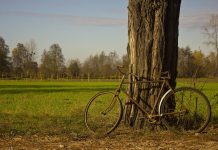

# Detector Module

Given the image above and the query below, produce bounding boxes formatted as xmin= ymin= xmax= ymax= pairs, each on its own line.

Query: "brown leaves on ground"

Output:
xmin=0 ymin=128 xmax=217 ymax=150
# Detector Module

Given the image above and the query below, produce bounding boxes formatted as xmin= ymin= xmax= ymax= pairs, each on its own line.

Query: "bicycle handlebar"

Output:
xmin=117 ymin=66 xmax=171 ymax=80
xmin=117 ymin=66 xmax=140 ymax=80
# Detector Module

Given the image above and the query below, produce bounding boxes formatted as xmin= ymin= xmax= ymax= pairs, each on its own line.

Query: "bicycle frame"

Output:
xmin=113 ymin=73 xmax=174 ymax=120
xmin=85 ymin=67 xmax=211 ymax=135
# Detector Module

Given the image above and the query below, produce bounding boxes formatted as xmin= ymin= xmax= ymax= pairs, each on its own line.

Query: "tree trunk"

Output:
xmin=125 ymin=0 xmax=181 ymax=128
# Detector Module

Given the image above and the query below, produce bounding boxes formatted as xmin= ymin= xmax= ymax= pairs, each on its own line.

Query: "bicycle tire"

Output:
xmin=159 ymin=87 xmax=211 ymax=134
xmin=84 ymin=91 xmax=123 ymax=136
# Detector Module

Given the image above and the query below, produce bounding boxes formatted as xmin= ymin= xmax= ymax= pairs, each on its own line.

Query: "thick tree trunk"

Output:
xmin=125 ymin=0 xmax=181 ymax=128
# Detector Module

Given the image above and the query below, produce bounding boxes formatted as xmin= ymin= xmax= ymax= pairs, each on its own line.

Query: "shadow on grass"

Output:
xmin=0 ymin=112 xmax=89 ymax=137
xmin=1 ymin=112 xmax=217 ymax=138
xmin=0 ymin=84 xmax=116 ymax=94
xmin=211 ymin=116 xmax=218 ymax=125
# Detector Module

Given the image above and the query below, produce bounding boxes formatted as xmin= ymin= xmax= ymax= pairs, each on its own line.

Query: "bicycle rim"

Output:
xmin=84 ymin=92 xmax=123 ymax=136
xmin=159 ymin=87 xmax=211 ymax=134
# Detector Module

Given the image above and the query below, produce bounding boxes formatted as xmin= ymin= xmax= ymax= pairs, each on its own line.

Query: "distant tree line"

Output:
xmin=0 ymin=36 xmax=218 ymax=79
xmin=0 ymin=15 xmax=217 ymax=79
xmin=0 ymin=36 xmax=129 ymax=79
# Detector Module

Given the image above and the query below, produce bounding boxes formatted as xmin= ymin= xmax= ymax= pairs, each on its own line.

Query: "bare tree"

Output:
xmin=81 ymin=51 xmax=121 ymax=79
xmin=25 ymin=39 xmax=37 ymax=62
xmin=126 ymin=0 xmax=181 ymax=128
xmin=25 ymin=39 xmax=38 ymax=78
xmin=178 ymin=47 xmax=193 ymax=77
xmin=0 ymin=36 xmax=10 ymax=77
xmin=203 ymin=15 xmax=218 ymax=76
xmin=12 ymin=43 xmax=38 ymax=78
xmin=205 ymin=51 xmax=217 ymax=76
xmin=67 ymin=59 xmax=81 ymax=78
xmin=39 ymin=44 xmax=65 ymax=79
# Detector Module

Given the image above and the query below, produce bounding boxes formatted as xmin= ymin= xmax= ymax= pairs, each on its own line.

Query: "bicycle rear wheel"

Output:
xmin=84 ymin=92 xmax=123 ymax=136
xmin=159 ymin=87 xmax=211 ymax=134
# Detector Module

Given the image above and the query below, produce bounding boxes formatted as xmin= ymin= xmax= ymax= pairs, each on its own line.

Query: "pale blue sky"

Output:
xmin=0 ymin=0 xmax=218 ymax=62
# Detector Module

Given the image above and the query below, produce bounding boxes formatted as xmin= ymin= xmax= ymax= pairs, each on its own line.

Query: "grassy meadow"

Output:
xmin=0 ymin=79 xmax=217 ymax=137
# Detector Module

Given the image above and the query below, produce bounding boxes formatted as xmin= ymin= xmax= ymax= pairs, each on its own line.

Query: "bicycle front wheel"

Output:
xmin=84 ymin=92 xmax=123 ymax=136
xmin=159 ymin=87 xmax=211 ymax=134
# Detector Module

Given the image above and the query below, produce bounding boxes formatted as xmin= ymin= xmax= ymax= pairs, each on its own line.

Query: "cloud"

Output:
xmin=0 ymin=11 xmax=127 ymax=26
xmin=180 ymin=11 xmax=218 ymax=29
xmin=109 ymin=8 xmax=127 ymax=14
xmin=71 ymin=16 xmax=127 ymax=26
xmin=5 ymin=9 xmax=217 ymax=29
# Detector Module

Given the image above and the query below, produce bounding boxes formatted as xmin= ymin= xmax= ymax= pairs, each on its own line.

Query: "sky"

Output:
xmin=0 ymin=0 xmax=218 ymax=62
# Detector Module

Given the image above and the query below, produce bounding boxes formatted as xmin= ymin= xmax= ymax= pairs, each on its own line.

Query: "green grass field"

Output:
xmin=0 ymin=80 xmax=217 ymax=136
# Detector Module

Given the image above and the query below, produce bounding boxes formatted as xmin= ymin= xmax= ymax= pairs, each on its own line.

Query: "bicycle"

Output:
xmin=84 ymin=66 xmax=211 ymax=136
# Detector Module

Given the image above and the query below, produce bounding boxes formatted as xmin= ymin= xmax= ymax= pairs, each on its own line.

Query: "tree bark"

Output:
xmin=125 ymin=0 xmax=181 ymax=128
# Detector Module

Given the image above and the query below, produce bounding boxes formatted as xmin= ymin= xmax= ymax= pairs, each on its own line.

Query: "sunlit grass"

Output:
xmin=0 ymin=79 xmax=217 ymax=136
xmin=0 ymin=80 xmax=118 ymax=136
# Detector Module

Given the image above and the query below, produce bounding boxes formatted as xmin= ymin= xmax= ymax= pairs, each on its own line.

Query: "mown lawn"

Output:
xmin=0 ymin=80 xmax=118 ymax=136
xmin=0 ymin=79 xmax=217 ymax=136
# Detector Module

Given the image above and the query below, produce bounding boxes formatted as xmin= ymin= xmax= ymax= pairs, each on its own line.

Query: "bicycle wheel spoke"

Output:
xmin=160 ymin=87 xmax=211 ymax=134
xmin=84 ymin=92 xmax=123 ymax=136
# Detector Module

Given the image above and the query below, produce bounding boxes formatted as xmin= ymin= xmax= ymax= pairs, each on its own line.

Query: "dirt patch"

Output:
xmin=0 ymin=128 xmax=218 ymax=149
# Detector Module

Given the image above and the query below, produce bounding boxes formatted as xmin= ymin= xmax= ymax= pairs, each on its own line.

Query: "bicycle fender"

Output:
xmin=158 ymin=89 xmax=173 ymax=116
